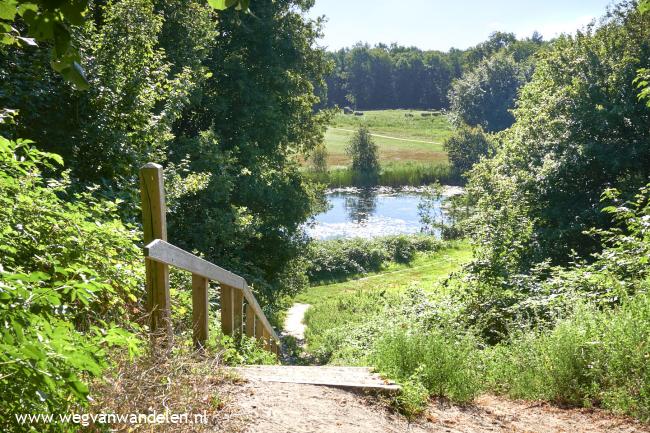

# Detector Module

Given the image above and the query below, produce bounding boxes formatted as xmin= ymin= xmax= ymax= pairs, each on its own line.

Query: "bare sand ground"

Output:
xmin=219 ymin=380 xmax=649 ymax=433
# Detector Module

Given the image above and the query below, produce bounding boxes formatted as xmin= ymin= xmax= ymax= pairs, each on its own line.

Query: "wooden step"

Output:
xmin=231 ymin=365 xmax=401 ymax=392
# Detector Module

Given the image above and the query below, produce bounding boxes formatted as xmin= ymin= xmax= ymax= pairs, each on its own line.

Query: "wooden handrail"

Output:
xmin=144 ymin=239 xmax=280 ymax=343
xmin=139 ymin=163 xmax=279 ymax=354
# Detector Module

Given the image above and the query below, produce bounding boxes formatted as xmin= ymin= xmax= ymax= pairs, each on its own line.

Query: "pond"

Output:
xmin=305 ymin=186 xmax=462 ymax=240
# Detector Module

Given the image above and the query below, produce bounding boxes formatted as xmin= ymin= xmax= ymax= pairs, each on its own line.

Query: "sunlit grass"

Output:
xmin=296 ymin=241 xmax=472 ymax=305
xmin=323 ymin=110 xmax=453 ymax=165
xmin=304 ymin=161 xmax=461 ymax=187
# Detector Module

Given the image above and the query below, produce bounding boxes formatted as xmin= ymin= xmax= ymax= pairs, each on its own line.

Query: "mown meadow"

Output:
xmin=323 ymin=110 xmax=452 ymax=166
xmin=305 ymin=110 xmax=458 ymax=187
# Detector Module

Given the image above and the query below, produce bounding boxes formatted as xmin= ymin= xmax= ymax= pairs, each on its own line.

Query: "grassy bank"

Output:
xmin=304 ymin=161 xmax=462 ymax=187
xmin=298 ymin=241 xmax=472 ymax=364
xmin=299 ymin=241 xmax=471 ymax=304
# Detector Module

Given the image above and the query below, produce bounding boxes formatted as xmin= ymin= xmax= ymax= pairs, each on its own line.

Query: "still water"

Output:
xmin=305 ymin=187 xmax=461 ymax=240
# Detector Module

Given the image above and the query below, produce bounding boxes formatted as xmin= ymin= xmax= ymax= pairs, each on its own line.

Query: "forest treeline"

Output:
xmin=321 ymin=31 xmax=544 ymax=112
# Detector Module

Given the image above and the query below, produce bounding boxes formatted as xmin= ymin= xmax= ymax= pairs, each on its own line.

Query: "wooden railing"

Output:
xmin=139 ymin=163 xmax=280 ymax=354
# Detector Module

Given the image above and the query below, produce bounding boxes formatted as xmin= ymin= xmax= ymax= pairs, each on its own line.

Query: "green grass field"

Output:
xmin=324 ymin=109 xmax=453 ymax=166
xmin=295 ymin=242 xmax=472 ymax=365
xmin=296 ymin=241 xmax=471 ymax=306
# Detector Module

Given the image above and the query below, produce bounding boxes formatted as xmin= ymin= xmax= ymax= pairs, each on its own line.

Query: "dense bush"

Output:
xmin=443 ymin=124 xmax=494 ymax=174
xmin=306 ymin=235 xmax=441 ymax=283
xmin=467 ymin=3 xmax=650 ymax=274
xmin=456 ymin=183 xmax=650 ymax=343
xmin=0 ymin=138 xmax=143 ymax=432
xmin=486 ymin=291 xmax=650 ymax=420
xmin=372 ymin=328 xmax=480 ymax=404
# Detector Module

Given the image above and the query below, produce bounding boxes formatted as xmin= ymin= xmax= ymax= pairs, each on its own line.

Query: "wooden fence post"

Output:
xmin=245 ymin=304 xmax=255 ymax=338
xmin=254 ymin=316 xmax=264 ymax=340
xmin=232 ymin=289 xmax=244 ymax=337
xmin=220 ymin=285 xmax=234 ymax=336
xmin=139 ymin=163 xmax=171 ymax=337
xmin=192 ymin=274 xmax=209 ymax=348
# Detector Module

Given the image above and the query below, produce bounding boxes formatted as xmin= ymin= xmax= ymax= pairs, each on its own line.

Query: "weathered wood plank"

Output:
xmin=241 ymin=281 xmax=279 ymax=342
xmin=139 ymin=163 xmax=171 ymax=335
xmin=144 ymin=239 xmax=279 ymax=342
xmin=245 ymin=304 xmax=255 ymax=337
xmin=262 ymin=327 xmax=271 ymax=351
xmin=192 ymin=274 xmax=209 ymax=347
xmin=145 ymin=239 xmax=245 ymax=289
xmin=233 ymin=288 xmax=244 ymax=337
xmin=220 ymin=285 xmax=234 ymax=336
xmin=254 ymin=315 xmax=264 ymax=340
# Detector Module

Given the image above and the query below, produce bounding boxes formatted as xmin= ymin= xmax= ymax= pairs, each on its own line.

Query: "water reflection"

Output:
xmin=306 ymin=187 xmax=458 ymax=240
xmin=343 ymin=188 xmax=377 ymax=224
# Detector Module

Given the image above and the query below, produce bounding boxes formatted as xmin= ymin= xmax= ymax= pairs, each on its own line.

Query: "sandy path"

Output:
xmin=222 ymin=381 xmax=429 ymax=433
xmin=220 ymin=381 xmax=649 ymax=433
xmin=283 ymin=303 xmax=310 ymax=341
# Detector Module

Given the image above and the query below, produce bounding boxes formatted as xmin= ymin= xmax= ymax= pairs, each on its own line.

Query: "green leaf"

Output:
xmin=16 ymin=3 xmax=38 ymax=17
xmin=207 ymin=0 xmax=227 ymax=10
xmin=52 ymin=22 xmax=70 ymax=58
xmin=44 ymin=152 xmax=64 ymax=166
xmin=640 ymin=0 xmax=650 ymax=14
xmin=59 ymin=0 xmax=88 ymax=25
xmin=0 ymin=0 xmax=17 ymax=20
xmin=51 ymin=60 xmax=89 ymax=90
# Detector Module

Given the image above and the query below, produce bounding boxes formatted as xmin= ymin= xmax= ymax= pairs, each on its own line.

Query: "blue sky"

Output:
xmin=307 ymin=0 xmax=615 ymax=51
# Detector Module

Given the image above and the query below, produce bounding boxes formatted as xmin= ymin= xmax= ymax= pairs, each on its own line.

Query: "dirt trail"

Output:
xmin=221 ymin=381 xmax=648 ymax=433
xmin=282 ymin=303 xmax=310 ymax=341
xmin=218 ymin=304 xmax=649 ymax=433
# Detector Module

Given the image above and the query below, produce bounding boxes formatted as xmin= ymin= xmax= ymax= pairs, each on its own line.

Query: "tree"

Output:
xmin=168 ymin=0 xmax=330 ymax=305
xmin=467 ymin=2 xmax=650 ymax=275
xmin=311 ymin=143 xmax=328 ymax=173
xmin=443 ymin=124 xmax=494 ymax=174
xmin=636 ymin=0 xmax=650 ymax=106
xmin=0 ymin=0 xmax=194 ymax=197
xmin=0 ymin=0 xmax=250 ymax=89
xmin=449 ymin=52 xmax=527 ymax=132
xmin=346 ymin=126 xmax=380 ymax=179
xmin=393 ymin=49 xmax=426 ymax=108
xmin=345 ymin=44 xmax=374 ymax=109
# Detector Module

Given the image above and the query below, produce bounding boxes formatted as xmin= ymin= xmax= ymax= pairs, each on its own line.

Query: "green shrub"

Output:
xmin=443 ymin=124 xmax=494 ymax=173
xmin=486 ymin=293 xmax=650 ymax=419
xmin=306 ymin=235 xmax=441 ymax=283
xmin=371 ymin=327 xmax=481 ymax=404
xmin=0 ymin=138 xmax=143 ymax=432
xmin=346 ymin=126 xmax=380 ymax=182
xmin=457 ymin=183 xmax=650 ymax=343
